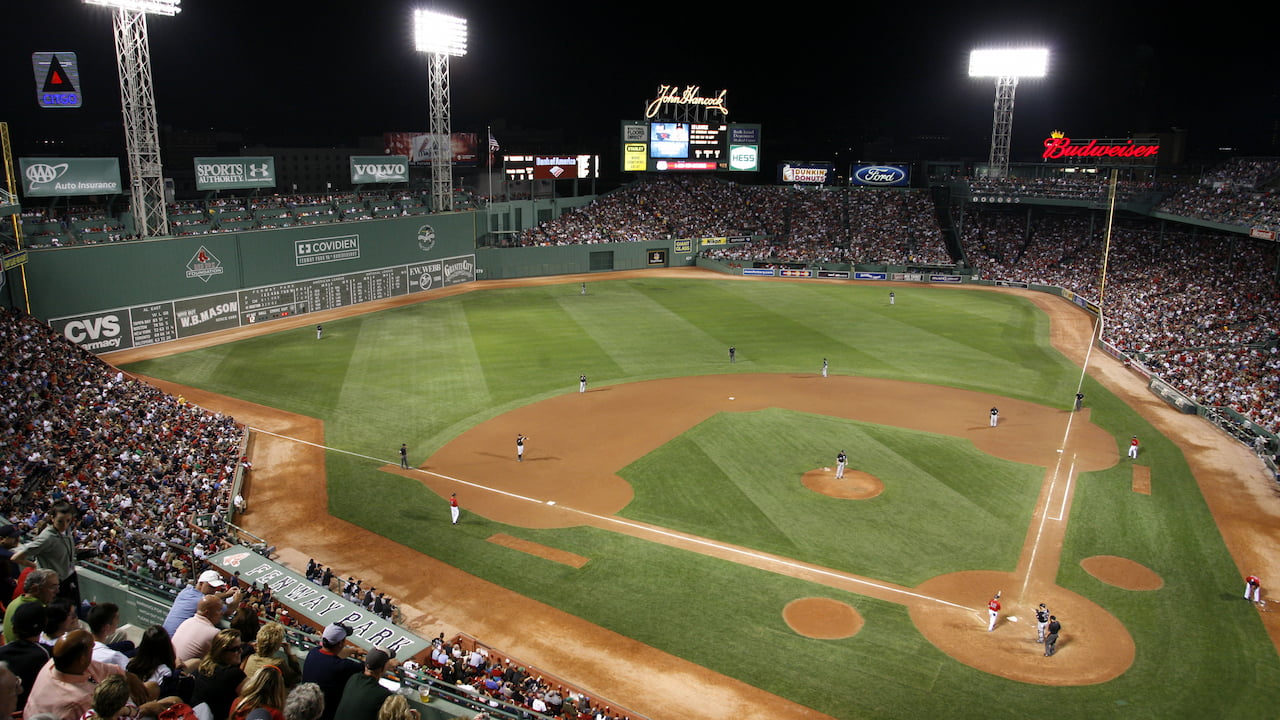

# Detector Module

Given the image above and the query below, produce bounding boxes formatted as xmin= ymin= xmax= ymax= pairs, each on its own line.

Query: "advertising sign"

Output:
xmin=19 ymin=158 xmax=121 ymax=197
xmin=350 ymin=156 xmax=409 ymax=184
xmin=779 ymin=162 xmax=835 ymax=185
xmin=1041 ymin=132 xmax=1159 ymax=162
xmin=194 ymin=157 xmax=277 ymax=190
xmin=32 ymin=51 xmax=82 ymax=108
xmin=850 ymin=164 xmax=910 ymax=187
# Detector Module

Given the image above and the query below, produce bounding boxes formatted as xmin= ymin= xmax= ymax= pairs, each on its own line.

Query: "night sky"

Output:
xmin=5 ymin=0 xmax=1276 ymax=173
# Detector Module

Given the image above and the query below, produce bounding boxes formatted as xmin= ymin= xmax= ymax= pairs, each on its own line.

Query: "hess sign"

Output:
xmin=32 ymin=52 xmax=83 ymax=109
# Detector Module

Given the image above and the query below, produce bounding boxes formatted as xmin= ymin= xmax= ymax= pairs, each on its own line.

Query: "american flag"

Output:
xmin=488 ymin=133 xmax=500 ymax=152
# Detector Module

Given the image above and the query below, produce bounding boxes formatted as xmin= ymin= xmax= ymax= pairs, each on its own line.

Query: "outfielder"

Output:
xmin=1128 ymin=435 xmax=1140 ymax=459
xmin=822 ymin=358 xmax=828 ymax=378
xmin=989 ymin=407 xmax=999 ymax=427
xmin=987 ymin=592 xmax=1001 ymax=631
xmin=835 ymin=450 xmax=847 ymax=479
xmin=1035 ymin=603 xmax=1050 ymax=643
xmin=450 ymin=493 xmax=460 ymax=525
xmin=316 ymin=324 xmax=323 ymax=340
xmin=1246 ymin=574 xmax=1262 ymax=603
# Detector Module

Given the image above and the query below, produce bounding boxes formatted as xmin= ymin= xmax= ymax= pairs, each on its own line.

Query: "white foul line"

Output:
xmin=251 ymin=426 xmax=973 ymax=613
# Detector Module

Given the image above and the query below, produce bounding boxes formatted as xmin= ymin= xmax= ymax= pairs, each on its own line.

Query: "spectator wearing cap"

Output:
xmin=2 ymin=568 xmax=58 ymax=644
xmin=332 ymin=647 xmax=396 ymax=720
xmin=300 ymin=623 xmax=360 ymax=720
xmin=0 ymin=524 xmax=22 ymax=601
xmin=162 ymin=569 xmax=241 ymax=637
xmin=12 ymin=500 xmax=84 ymax=607
xmin=0 ymin=602 xmax=49 ymax=711
xmin=172 ymin=595 xmax=227 ymax=665
xmin=23 ymin=628 xmax=124 ymax=720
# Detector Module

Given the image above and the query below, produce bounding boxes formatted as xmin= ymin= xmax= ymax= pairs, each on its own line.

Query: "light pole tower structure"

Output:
xmin=969 ymin=48 xmax=1048 ymax=178
xmin=413 ymin=9 xmax=468 ymax=213
xmin=85 ymin=0 xmax=178 ymax=239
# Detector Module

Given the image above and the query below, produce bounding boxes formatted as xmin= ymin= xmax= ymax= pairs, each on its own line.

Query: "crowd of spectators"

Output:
xmin=967 ymin=174 xmax=1154 ymax=203
xmin=516 ymin=176 xmax=952 ymax=266
xmin=959 ymin=204 xmax=1279 ymax=434
xmin=15 ymin=189 xmax=460 ymax=248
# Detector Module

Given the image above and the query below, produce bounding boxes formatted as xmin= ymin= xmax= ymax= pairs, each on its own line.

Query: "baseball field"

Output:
xmin=110 ymin=268 xmax=1280 ymax=720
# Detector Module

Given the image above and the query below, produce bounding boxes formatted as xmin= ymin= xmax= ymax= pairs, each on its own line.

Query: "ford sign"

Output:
xmin=852 ymin=165 xmax=909 ymax=187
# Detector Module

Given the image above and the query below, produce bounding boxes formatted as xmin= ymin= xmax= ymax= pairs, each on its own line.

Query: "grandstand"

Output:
xmin=2 ymin=156 xmax=1279 ymax=719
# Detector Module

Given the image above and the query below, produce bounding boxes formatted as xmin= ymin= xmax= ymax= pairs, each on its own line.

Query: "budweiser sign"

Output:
xmin=1042 ymin=132 xmax=1159 ymax=160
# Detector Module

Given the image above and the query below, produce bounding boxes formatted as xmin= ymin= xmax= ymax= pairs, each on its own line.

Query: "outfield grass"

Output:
xmin=123 ymin=277 xmax=1280 ymax=719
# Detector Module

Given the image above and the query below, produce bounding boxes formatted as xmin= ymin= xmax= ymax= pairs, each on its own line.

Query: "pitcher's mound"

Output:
xmin=783 ymin=597 xmax=863 ymax=639
xmin=802 ymin=468 xmax=884 ymax=499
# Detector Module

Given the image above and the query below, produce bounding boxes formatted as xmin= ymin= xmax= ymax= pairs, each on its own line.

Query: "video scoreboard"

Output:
xmin=621 ymin=121 xmax=761 ymax=173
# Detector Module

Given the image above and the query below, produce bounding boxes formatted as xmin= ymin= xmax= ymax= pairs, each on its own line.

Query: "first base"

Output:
xmin=729 ymin=396 xmax=735 ymax=400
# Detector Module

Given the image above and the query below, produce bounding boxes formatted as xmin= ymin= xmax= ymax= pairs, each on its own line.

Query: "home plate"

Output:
xmin=1008 ymin=616 xmax=1019 ymax=622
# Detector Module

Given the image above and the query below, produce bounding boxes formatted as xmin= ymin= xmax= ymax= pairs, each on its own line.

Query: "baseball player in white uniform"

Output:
xmin=822 ymin=358 xmax=829 ymax=377
xmin=835 ymin=451 xmax=847 ymax=479
xmin=516 ymin=434 xmax=527 ymax=462
xmin=1035 ymin=603 xmax=1050 ymax=643
xmin=1246 ymin=575 xmax=1262 ymax=603
xmin=987 ymin=592 xmax=1001 ymax=631
xmin=989 ymin=407 xmax=999 ymax=427
xmin=579 ymin=374 xmax=587 ymax=393
xmin=1128 ymin=435 xmax=1140 ymax=459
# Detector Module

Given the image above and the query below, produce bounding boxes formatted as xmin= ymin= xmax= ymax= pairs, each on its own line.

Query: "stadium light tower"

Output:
xmin=84 ymin=0 xmax=178 ymax=239
xmin=969 ymin=48 xmax=1048 ymax=179
xmin=413 ymin=9 xmax=467 ymax=213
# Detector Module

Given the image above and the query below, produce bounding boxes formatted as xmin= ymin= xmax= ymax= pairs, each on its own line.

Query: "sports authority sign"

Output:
xmin=1041 ymin=132 xmax=1159 ymax=162
xmin=194 ymin=157 xmax=277 ymax=190
xmin=210 ymin=546 xmax=428 ymax=657
xmin=350 ymin=156 xmax=409 ymax=184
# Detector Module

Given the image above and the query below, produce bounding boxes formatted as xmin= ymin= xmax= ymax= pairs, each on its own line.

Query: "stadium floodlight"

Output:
xmin=84 ymin=0 xmax=180 ymax=16
xmin=413 ymin=9 xmax=467 ymax=213
xmin=969 ymin=47 xmax=1048 ymax=179
xmin=83 ymin=0 xmax=177 ymax=238
xmin=413 ymin=10 xmax=468 ymax=56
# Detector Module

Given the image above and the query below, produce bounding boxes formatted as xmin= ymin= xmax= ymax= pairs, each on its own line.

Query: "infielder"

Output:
xmin=729 ymin=345 xmax=736 ymax=363
xmin=399 ymin=443 xmax=409 ymax=469
xmin=516 ymin=434 xmax=527 ymax=462
xmin=1128 ymin=435 xmax=1140 ymax=459
xmin=987 ymin=592 xmax=1001 ymax=631
xmin=1035 ymin=603 xmax=1050 ymax=643
xmin=989 ymin=407 xmax=999 ymax=427
xmin=450 ymin=493 xmax=460 ymax=525
xmin=822 ymin=358 xmax=829 ymax=378
xmin=1245 ymin=574 xmax=1262 ymax=603
xmin=835 ymin=450 xmax=847 ymax=479
xmin=579 ymin=374 xmax=587 ymax=393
